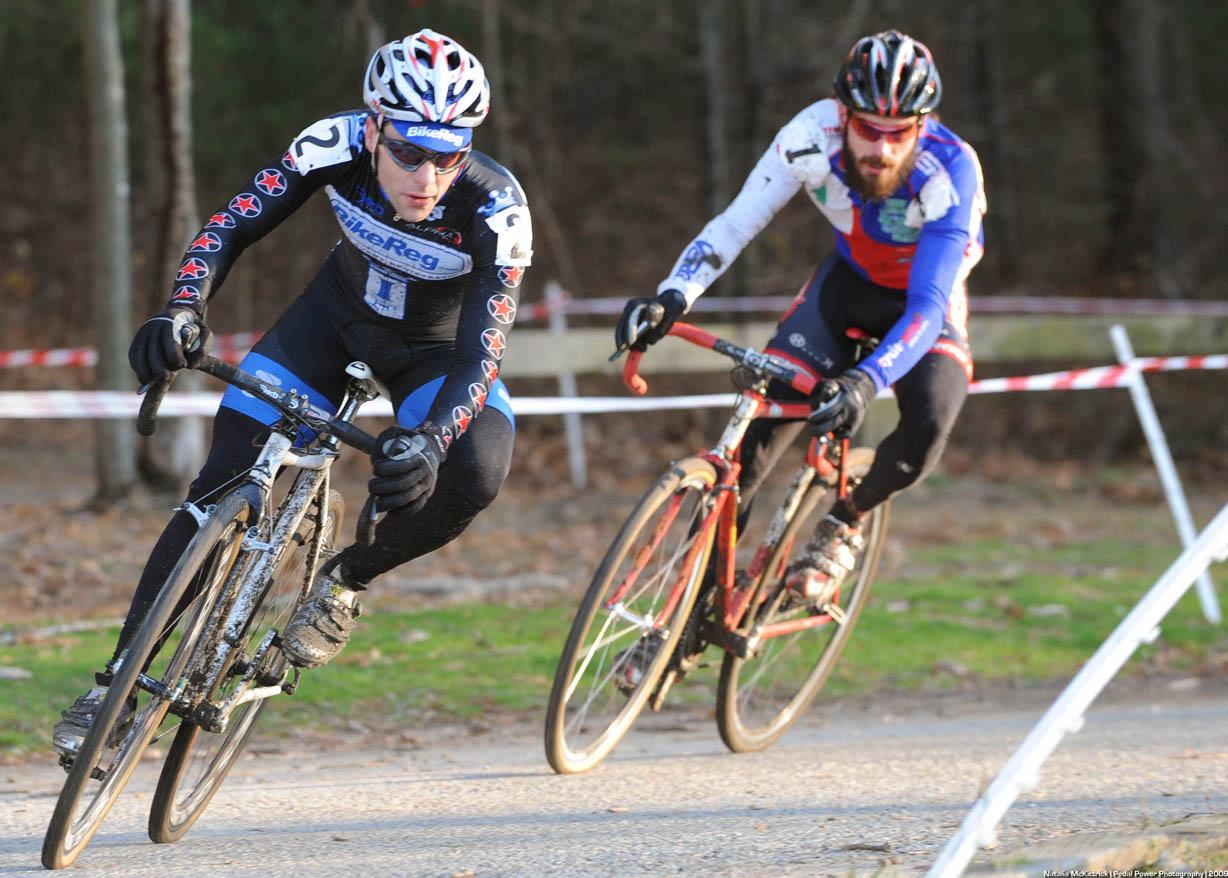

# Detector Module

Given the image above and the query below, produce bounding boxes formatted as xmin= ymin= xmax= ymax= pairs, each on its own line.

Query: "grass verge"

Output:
xmin=2 ymin=536 xmax=1225 ymax=761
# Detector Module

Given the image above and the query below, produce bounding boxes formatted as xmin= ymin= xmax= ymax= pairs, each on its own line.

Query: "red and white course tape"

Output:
xmin=0 ymin=333 xmax=261 ymax=369
xmin=1 ymin=354 xmax=1224 ymax=419
xmin=968 ymin=354 xmax=1228 ymax=394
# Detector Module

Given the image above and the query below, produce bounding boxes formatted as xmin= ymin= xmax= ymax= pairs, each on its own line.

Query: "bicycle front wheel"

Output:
xmin=544 ymin=456 xmax=717 ymax=774
xmin=716 ymin=447 xmax=888 ymax=753
xmin=149 ymin=487 xmax=344 ymax=844
xmin=42 ymin=491 xmax=251 ymax=870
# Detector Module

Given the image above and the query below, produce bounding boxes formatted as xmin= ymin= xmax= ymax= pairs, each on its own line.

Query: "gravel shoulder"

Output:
xmin=4 ymin=674 xmax=1227 ymax=877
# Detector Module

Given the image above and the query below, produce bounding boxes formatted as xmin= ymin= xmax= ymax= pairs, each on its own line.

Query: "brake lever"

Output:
xmin=356 ymin=496 xmax=381 ymax=547
xmin=609 ymin=317 xmax=653 ymax=362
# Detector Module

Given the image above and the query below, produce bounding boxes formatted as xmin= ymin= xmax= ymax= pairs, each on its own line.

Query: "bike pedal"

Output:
xmin=255 ymin=665 xmax=285 ymax=687
xmin=281 ymin=667 xmax=301 ymax=695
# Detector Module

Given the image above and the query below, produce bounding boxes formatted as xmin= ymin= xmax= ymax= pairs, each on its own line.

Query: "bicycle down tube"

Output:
xmin=622 ymin=322 xmax=856 ymax=651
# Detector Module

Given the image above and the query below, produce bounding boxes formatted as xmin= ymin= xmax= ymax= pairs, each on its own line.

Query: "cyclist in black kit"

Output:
xmin=53 ymin=29 xmax=533 ymax=757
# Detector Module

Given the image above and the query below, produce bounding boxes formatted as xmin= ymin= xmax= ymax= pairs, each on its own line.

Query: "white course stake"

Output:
xmin=928 ymin=501 xmax=1228 ymax=878
xmin=1111 ymin=324 xmax=1221 ymax=624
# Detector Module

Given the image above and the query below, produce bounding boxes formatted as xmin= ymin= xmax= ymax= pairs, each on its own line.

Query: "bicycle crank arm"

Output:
xmin=703 ymin=623 xmax=757 ymax=659
xmin=649 ymin=669 xmax=678 ymax=711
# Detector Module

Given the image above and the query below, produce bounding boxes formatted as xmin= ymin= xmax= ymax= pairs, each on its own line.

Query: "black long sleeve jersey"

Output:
xmin=168 ymin=109 xmax=533 ymax=452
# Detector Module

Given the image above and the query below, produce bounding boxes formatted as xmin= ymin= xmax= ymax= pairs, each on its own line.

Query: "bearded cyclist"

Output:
xmin=52 ymin=29 xmax=532 ymax=757
xmin=615 ymin=30 xmax=985 ymax=605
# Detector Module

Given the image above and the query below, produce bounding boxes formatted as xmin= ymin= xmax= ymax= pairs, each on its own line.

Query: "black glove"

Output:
xmin=807 ymin=368 xmax=877 ymax=438
xmin=128 ymin=304 xmax=213 ymax=386
xmin=368 ymin=424 xmax=445 ymax=515
xmin=614 ymin=289 xmax=688 ymax=352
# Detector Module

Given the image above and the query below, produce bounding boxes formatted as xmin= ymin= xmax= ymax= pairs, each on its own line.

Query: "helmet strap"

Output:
xmin=370 ymin=112 xmax=386 ymax=173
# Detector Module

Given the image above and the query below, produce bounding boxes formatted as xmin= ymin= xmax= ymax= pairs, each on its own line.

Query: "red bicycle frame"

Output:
xmin=619 ymin=322 xmax=860 ymax=657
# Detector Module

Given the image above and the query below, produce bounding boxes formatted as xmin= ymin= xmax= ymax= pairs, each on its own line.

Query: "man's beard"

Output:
xmin=844 ymin=134 xmax=918 ymax=202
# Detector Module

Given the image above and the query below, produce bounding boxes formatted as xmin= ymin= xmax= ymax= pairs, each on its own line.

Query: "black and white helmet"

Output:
xmin=363 ymin=29 xmax=489 ymax=127
xmin=834 ymin=30 xmax=942 ymax=118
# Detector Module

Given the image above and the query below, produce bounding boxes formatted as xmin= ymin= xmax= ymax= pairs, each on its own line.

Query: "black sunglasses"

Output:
xmin=377 ymin=129 xmax=469 ymax=174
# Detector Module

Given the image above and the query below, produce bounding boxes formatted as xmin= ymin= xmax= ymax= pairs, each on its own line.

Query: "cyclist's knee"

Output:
xmin=455 ymin=461 xmax=506 ymax=510
xmin=876 ymin=413 xmax=952 ymax=491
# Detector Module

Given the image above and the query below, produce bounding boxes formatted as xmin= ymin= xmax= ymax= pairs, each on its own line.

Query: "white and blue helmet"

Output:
xmin=363 ymin=29 xmax=490 ymax=131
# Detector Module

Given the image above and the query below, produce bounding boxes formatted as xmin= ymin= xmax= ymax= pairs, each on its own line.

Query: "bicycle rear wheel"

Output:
xmin=42 ymin=491 xmax=251 ymax=869
xmin=544 ymin=456 xmax=717 ymax=774
xmin=715 ymin=447 xmax=888 ymax=753
xmin=149 ymin=487 xmax=344 ymax=843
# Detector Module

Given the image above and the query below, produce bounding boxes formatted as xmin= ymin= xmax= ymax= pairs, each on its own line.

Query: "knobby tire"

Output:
xmin=148 ymin=488 xmax=344 ymax=844
xmin=42 ymin=491 xmax=252 ymax=869
xmin=544 ymin=456 xmax=717 ymax=774
xmin=715 ymin=447 xmax=888 ymax=753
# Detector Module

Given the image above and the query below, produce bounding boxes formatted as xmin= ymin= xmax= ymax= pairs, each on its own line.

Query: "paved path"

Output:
xmin=3 ymin=678 xmax=1227 ymax=877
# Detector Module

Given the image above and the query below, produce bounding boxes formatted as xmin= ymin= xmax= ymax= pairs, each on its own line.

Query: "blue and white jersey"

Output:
xmin=658 ymin=98 xmax=985 ymax=389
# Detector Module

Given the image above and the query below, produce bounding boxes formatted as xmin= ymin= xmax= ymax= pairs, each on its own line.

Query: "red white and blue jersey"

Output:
xmin=168 ymin=110 xmax=533 ymax=449
xmin=658 ymin=98 xmax=985 ymax=390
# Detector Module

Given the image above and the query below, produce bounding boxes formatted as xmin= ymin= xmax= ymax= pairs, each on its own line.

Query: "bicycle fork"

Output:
xmin=179 ymin=436 xmax=336 ymax=732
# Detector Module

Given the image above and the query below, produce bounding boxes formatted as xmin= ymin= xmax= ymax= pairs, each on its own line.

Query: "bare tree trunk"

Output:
xmin=699 ymin=0 xmax=730 ymax=222
xmin=86 ymin=0 xmax=136 ymax=503
xmin=504 ymin=0 xmax=579 ymax=292
xmin=139 ymin=0 xmax=205 ymax=493
xmin=352 ymin=0 xmax=385 ymax=56
xmin=482 ymin=0 xmax=511 ymax=161
xmin=140 ymin=0 xmax=166 ymax=277
xmin=1162 ymin=8 xmax=1218 ymax=288
xmin=732 ymin=0 xmax=765 ymax=304
xmin=1094 ymin=0 xmax=1172 ymax=293
xmin=974 ymin=0 xmax=1017 ymax=284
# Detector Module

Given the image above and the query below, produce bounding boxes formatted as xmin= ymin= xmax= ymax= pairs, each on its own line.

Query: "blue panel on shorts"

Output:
xmin=395 ymin=376 xmax=516 ymax=432
xmin=219 ymin=351 xmax=335 ymax=445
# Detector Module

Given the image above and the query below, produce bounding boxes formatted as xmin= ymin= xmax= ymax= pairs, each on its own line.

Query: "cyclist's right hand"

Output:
xmin=368 ymin=424 xmax=444 ymax=515
xmin=128 ymin=304 xmax=213 ymax=386
xmin=614 ymin=289 xmax=687 ymax=353
xmin=806 ymin=368 xmax=877 ymax=438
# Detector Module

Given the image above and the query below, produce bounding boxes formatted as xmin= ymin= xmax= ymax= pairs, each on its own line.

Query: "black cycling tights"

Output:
xmin=111 ymin=405 xmax=513 ymax=661
xmin=738 ymin=348 xmax=969 ymax=524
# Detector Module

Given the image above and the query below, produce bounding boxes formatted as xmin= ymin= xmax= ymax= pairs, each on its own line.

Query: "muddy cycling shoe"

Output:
xmin=612 ymin=634 xmax=662 ymax=694
xmin=280 ymin=567 xmax=364 ymax=669
xmin=52 ymin=685 xmax=136 ymax=758
xmin=785 ymin=514 xmax=864 ymax=608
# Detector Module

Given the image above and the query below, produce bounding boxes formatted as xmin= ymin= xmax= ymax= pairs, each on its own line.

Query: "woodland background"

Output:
xmin=1 ymin=0 xmax=1227 ymax=496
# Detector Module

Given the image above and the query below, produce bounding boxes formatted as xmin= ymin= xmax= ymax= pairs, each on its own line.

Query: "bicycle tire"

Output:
xmin=149 ymin=487 xmax=344 ymax=844
xmin=544 ymin=456 xmax=717 ymax=774
xmin=42 ymin=491 xmax=252 ymax=869
xmin=715 ymin=447 xmax=888 ymax=753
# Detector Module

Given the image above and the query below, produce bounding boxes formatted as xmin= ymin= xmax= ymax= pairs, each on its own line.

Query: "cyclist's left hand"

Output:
xmin=807 ymin=368 xmax=877 ymax=437
xmin=128 ymin=304 xmax=213 ymax=386
xmin=368 ymin=424 xmax=444 ymax=514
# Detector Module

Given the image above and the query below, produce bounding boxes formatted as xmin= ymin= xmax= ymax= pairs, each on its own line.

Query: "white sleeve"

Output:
xmin=656 ymin=144 xmax=802 ymax=306
xmin=657 ymin=100 xmax=843 ymax=306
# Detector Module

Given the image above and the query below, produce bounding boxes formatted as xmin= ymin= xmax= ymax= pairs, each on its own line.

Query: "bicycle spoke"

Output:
xmin=150 ymin=485 xmax=343 ymax=845
xmin=717 ymin=449 xmax=888 ymax=754
xmin=546 ymin=459 xmax=717 ymax=774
